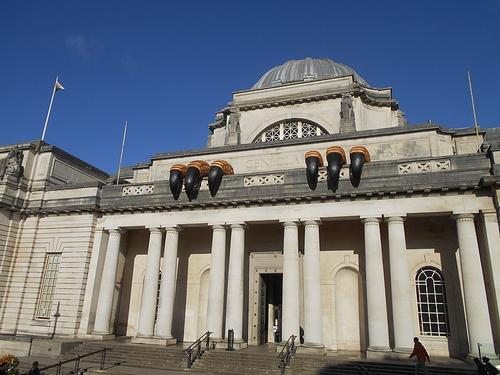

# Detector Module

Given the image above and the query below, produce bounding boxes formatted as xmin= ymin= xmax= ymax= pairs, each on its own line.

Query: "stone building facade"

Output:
xmin=1 ymin=58 xmax=499 ymax=359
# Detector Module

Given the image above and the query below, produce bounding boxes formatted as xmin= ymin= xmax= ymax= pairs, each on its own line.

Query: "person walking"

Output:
xmin=28 ymin=361 xmax=40 ymax=375
xmin=482 ymin=357 xmax=499 ymax=375
xmin=409 ymin=337 xmax=430 ymax=374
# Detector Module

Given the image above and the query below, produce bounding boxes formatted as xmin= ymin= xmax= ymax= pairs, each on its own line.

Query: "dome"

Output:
xmin=252 ymin=57 xmax=369 ymax=89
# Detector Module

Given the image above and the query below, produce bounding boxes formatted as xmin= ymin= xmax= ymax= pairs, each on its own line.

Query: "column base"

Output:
xmin=131 ymin=336 xmax=177 ymax=346
xmin=393 ymin=347 xmax=413 ymax=354
xmin=90 ymin=333 xmax=116 ymax=341
xmin=215 ymin=340 xmax=248 ymax=350
xmin=366 ymin=346 xmax=395 ymax=359
xmin=297 ymin=343 xmax=326 ymax=355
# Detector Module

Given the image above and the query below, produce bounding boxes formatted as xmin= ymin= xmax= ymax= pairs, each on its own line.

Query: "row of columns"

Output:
xmin=92 ymin=213 xmax=495 ymax=355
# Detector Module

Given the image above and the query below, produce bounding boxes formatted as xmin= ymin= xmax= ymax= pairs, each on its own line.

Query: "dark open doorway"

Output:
xmin=259 ymin=273 xmax=283 ymax=344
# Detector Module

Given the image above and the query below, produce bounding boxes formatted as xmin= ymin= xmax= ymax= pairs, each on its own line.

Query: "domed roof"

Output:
xmin=252 ymin=57 xmax=369 ymax=89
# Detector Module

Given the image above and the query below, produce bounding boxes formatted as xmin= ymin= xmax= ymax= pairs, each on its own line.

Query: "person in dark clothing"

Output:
xmin=409 ymin=337 xmax=430 ymax=374
xmin=474 ymin=358 xmax=489 ymax=375
xmin=28 ymin=361 xmax=41 ymax=375
xmin=482 ymin=357 xmax=499 ymax=375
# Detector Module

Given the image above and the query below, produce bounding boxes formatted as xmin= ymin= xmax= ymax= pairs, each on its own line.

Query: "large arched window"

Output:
xmin=253 ymin=119 xmax=327 ymax=143
xmin=415 ymin=267 xmax=450 ymax=336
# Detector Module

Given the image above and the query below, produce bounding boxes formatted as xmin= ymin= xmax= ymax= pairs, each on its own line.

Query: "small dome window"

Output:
xmin=253 ymin=119 xmax=327 ymax=143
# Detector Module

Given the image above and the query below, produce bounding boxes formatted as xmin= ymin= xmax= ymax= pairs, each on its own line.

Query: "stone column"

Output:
xmin=303 ymin=220 xmax=323 ymax=348
xmin=362 ymin=217 xmax=390 ymax=352
xmin=137 ymin=227 xmax=163 ymax=338
xmin=206 ymin=224 xmax=227 ymax=340
xmin=455 ymin=214 xmax=495 ymax=356
xmin=480 ymin=210 xmax=500 ymax=333
xmin=225 ymin=223 xmax=246 ymax=344
xmin=386 ymin=216 xmax=414 ymax=353
xmin=94 ymin=228 xmax=123 ymax=335
xmin=282 ymin=221 xmax=300 ymax=342
xmin=155 ymin=227 xmax=180 ymax=340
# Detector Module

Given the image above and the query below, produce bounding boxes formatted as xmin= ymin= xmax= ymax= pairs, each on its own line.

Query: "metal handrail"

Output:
xmin=183 ymin=331 xmax=212 ymax=368
xmin=20 ymin=347 xmax=111 ymax=375
xmin=278 ymin=335 xmax=297 ymax=375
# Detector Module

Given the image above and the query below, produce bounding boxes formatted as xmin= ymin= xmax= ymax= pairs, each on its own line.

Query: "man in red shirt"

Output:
xmin=409 ymin=337 xmax=430 ymax=374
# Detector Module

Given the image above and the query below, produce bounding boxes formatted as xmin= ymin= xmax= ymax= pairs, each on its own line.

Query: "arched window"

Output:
xmin=253 ymin=119 xmax=327 ymax=143
xmin=415 ymin=267 xmax=450 ymax=336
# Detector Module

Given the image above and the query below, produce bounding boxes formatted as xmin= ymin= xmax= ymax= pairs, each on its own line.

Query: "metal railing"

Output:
xmin=20 ymin=347 xmax=111 ymax=375
xmin=183 ymin=331 xmax=212 ymax=368
xmin=278 ymin=335 xmax=297 ymax=375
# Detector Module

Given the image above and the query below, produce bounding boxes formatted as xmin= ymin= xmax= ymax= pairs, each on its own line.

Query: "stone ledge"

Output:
xmin=130 ymin=336 xmax=177 ymax=346
xmin=214 ymin=340 xmax=248 ymax=350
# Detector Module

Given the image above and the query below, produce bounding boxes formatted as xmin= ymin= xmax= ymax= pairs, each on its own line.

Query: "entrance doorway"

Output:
xmin=259 ymin=273 xmax=283 ymax=344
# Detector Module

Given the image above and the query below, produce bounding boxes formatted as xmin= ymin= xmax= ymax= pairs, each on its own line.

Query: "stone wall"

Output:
xmin=0 ymin=213 xmax=98 ymax=337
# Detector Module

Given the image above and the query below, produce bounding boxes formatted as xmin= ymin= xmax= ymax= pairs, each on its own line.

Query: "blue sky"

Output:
xmin=2 ymin=1 xmax=499 ymax=173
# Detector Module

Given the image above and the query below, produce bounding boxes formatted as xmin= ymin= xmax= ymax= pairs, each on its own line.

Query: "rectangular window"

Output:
xmin=35 ymin=253 xmax=61 ymax=319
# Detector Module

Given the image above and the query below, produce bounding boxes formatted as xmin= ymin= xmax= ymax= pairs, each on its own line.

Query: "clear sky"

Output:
xmin=2 ymin=0 xmax=499 ymax=174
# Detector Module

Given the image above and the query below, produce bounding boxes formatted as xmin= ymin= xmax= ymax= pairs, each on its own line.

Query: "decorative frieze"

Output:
xmin=122 ymin=185 xmax=155 ymax=196
xmin=398 ymin=159 xmax=451 ymax=175
xmin=243 ymin=174 xmax=284 ymax=187
xmin=318 ymin=169 xmax=349 ymax=181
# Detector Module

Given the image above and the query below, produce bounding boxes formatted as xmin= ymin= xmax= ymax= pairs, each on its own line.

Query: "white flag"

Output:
xmin=55 ymin=80 xmax=65 ymax=91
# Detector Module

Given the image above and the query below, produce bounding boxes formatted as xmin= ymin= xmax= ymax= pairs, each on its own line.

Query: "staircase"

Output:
xmin=16 ymin=341 xmax=480 ymax=375
xmin=192 ymin=348 xmax=282 ymax=374
xmin=64 ymin=340 xmax=187 ymax=370
xmin=17 ymin=340 xmax=188 ymax=375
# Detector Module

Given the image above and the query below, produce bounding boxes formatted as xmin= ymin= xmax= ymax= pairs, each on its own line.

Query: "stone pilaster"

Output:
xmin=303 ymin=220 xmax=323 ymax=349
xmin=362 ymin=217 xmax=390 ymax=353
xmin=155 ymin=226 xmax=180 ymax=341
xmin=282 ymin=221 xmax=300 ymax=343
xmin=225 ymin=223 xmax=246 ymax=347
xmin=386 ymin=216 xmax=414 ymax=353
xmin=206 ymin=224 xmax=227 ymax=340
xmin=93 ymin=228 xmax=123 ymax=335
xmin=137 ymin=227 xmax=164 ymax=338
xmin=455 ymin=214 xmax=495 ymax=356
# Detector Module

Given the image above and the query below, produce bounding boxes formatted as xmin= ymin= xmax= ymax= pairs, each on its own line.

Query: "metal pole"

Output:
xmin=467 ymin=70 xmax=481 ymax=151
xmin=116 ymin=121 xmax=128 ymax=184
xmin=41 ymin=76 xmax=58 ymax=141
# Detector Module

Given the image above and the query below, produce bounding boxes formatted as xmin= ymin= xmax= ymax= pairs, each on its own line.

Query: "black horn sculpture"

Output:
xmin=349 ymin=146 xmax=370 ymax=188
xmin=326 ymin=146 xmax=346 ymax=192
xmin=184 ymin=160 xmax=210 ymax=201
xmin=208 ymin=160 xmax=234 ymax=197
xmin=169 ymin=164 xmax=187 ymax=200
xmin=305 ymin=151 xmax=323 ymax=190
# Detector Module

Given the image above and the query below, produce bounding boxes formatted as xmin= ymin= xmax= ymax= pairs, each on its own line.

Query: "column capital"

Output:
xmin=164 ymin=226 xmax=181 ymax=233
xmin=229 ymin=223 xmax=246 ymax=230
xmin=281 ymin=221 xmax=299 ymax=228
xmin=211 ymin=224 xmax=227 ymax=231
xmin=385 ymin=216 xmax=406 ymax=224
xmin=454 ymin=213 xmax=475 ymax=222
xmin=107 ymin=228 xmax=124 ymax=235
xmin=146 ymin=226 xmax=163 ymax=233
xmin=362 ymin=217 xmax=381 ymax=225
xmin=303 ymin=219 xmax=321 ymax=227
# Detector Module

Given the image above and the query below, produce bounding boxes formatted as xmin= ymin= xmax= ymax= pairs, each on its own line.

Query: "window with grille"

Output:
xmin=35 ymin=253 xmax=62 ymax=319
xmin=415 ymin=267 xmax=450 ymax=336
xmin=253 ymin=119 xmax=327 ymax=143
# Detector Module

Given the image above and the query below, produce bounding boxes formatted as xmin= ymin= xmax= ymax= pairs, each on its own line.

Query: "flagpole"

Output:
xmin=467 ymin=70 xmax=481 ymax=151
xmin=116 ymin=121 xmax=128 ymax=185
xmin=41 ymin=76 xmax=59 ymax=141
